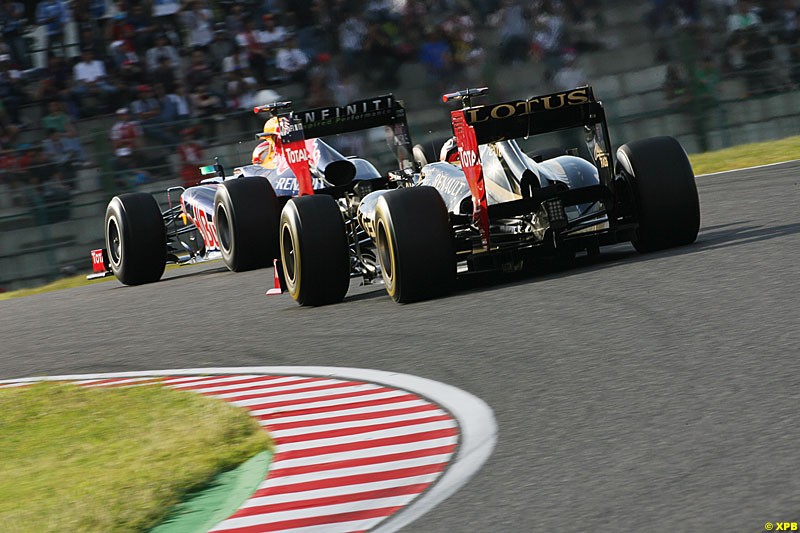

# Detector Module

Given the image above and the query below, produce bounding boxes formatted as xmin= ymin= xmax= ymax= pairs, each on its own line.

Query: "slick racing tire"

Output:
xmin=412 ymin=144 xmax=432 ymax=167
xmin=616 ymin=136 xmax=700 ymax=252
xmin=105 ymin=192 xmax=166 ymax=285
xmin=214 ymin=177 xmax=279 ymax=272
xmin=280 ymin=195 xmax=350 ymax=306
xmin=374 ymin=187 xmax=455 ymax=303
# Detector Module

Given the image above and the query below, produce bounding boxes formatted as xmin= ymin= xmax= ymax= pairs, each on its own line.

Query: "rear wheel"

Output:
xmin=374 ymin=187 xmax=455 ymax=303
xmin=616 ymin=136 xmax=700 ymax=252
xmin=105 ymin=193 xmax=166 ymax=285
xmin=214 ymin=177 xmax=279 ymax=272
xmin=412 ymin=144 xmax=431 ymax=167
xmin=280 ymin=195 xmax=350 ymax=306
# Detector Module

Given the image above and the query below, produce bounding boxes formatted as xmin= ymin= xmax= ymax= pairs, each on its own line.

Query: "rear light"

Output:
xmin=543 ymin=198 xmax=567 ymax=230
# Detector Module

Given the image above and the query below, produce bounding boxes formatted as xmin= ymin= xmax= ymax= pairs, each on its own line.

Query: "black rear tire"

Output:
xmin=105 ymin=193 xmax=166 ymax=285
xmin=616 ymin=136 xmax=700 ymax=252
xmin=214 ymin=177 xmax=279 ymax=272
xmin=413 ymin=144 xmax=431 ymax=167
xmin=280 ymin=195 xmax=350 ymax=306
xmin=374 ymin=187 xmax=455 ymax=303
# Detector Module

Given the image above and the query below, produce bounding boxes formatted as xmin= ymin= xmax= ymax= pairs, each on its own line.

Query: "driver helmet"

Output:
xmin=252 ymin=116 xmax=280 ymax=168
xmin=439 ymin=137 xmax=460 ymax=165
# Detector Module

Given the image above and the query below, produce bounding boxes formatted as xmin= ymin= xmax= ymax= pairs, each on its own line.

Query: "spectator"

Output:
xmin=333 ymin=69 xmax=360 ymax=107
xmin=224 ymin=3 xmax=246 ymax=35
xmin=190 ymin=83 xmax=224 ymax=142
xmin=776 ymin=0 xmax=800 ymax=44
xmin=275 ymin=34 xmax=310 ymax=84
xmin=117 ymin=56 xmax=148 ymax=102
xmin=305 ymin=70 xmax=335 ymax=108
xmin=77 ymin=21 xmax=106 ymax=56
xmin=177 ymin=125 xmax=205 ymax=187
xmin=165 ymin=83 xmax=193 ymax=128
xmin=338 ymin=11 xmax=367 ymax=73
xmin=727 ymin=0 xmax=761 ymax=34
xmin=110 ymin=107 xmax=144 ymax=155
xmin=131 ymin=84 xmax=178 ymax=147
xmin=260 ymin=13 xmax=288 ymax=47
xmin=0 ymin=120 xmax=16 ymax=150
xmin=36 ymin=0 xmax=70 ymax=57
xmin=41 ymin=128 xmax=78 ymax=189
xmin=71 ymin=48 xmax=118 ymax=116
xmin=361 ymin=19 xmax=399 ymax=88
xmin=490 ymin=0 xmax=529 ymax=65
xmin=418 ymin=28 xmax=453 ymax=92
xmin=552 ymin=50 xmax=586 ymax=91
xmin=226 ymin=67 xmax=259 ymax=114
xmin=35 ymin=55 xmax=75 ymax=116
xmin=564 ymin=0 xmax=605 ymax=52
xmin=531 ymin=1 xmax=566 ymax=76
xmin=689 ymin=55 xmax=721 ymax=152
xmin=442 ymin=11 xmax=479 ymax=77
xmin=0 ymin=53 xmax=25 ymax=126
xmin=126 ymin=3 xmax=156 ymax=53
xmin=663 ymin=61 xmax=691 ymax=107
xmin=236 ymin=19 xmax=270 ymax=83
xmin=108 ymin=39 xmax=134 ymax=69
xmin=208 ymin=29 xmax=234 ymax=72
xmin=222 ymin=45 xmax=250 ymax=74
xmin=0 ymin=145 xmax=25 ymax=207
xmin=147 ymin=54 xmax=177 ymax=93
xmin=181 ymin=0 xmax=214 ymax=50
xmin=145 ymin=33 xmax=180 ymax=73
xmin=0 ymin=0 xmax=30 ymax=69
xmin=184 ymin=48 xmax=216 ymax=92
xmin=24 ymin=143 xmax=72 ymax=223
xmin=41 ymin=100 xmax=90 ymax=166
xmin=151 ymin=0 xmax=183 ymax=46
xmin=112 ymin=146 xmax=152 ymax=189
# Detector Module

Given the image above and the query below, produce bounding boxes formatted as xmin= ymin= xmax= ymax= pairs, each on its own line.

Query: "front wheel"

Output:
xmin=214 ymin=177 xmax=279 ymax=272
xmin=616 ymin=136 xmax=700 ymax=252
xmin=374 ymin=187 xmax=455 ymax=303
xmin=105 ymin=192 xmax=166 ymax=285
xmin=279 ymin=195 xmax=350 ymax=306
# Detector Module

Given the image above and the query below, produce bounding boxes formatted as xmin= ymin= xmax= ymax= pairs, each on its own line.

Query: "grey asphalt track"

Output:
xmin=2 ymin=162 xmax=799 ymax=532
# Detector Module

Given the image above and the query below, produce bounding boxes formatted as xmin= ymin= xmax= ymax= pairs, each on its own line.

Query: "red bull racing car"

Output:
xmin=278 ymin=86 xmax=700 ymax=304
xmin=89 ymin=95 xmax=414 ymax=286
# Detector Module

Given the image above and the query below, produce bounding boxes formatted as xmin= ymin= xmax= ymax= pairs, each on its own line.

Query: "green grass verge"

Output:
xmin=688 ymin=135 xmax=800 ymax=175
xmin=0 ymin=274 xmax=112 ymax=300
xmin=0 ymin=382 xmax=272 ymax=532
xmin=0 ymin=263 xmax=195 ymax=301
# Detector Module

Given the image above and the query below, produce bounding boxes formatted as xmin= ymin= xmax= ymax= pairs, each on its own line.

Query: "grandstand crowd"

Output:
xmin=1 ymin=0 xmax=800 ymax=209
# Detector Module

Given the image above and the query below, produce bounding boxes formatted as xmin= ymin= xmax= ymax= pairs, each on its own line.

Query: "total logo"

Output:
xmin=91 ymin=250 xmax=104 ymax=267
xmin=285 ymin=147 xmax=308 ymax=164
xmin=459 ymin=148 xmax=479 ymax=167
xmin=276 ymin=139 xmax=320 ymax=175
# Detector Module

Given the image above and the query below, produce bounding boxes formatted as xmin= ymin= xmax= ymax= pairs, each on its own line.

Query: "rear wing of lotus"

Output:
xmin=446 ymin=85 xmax=614 ymax=250
xmin=254 ymin=95 xmax=413 ymax=195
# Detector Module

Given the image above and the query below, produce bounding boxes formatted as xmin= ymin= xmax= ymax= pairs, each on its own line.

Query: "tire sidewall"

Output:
xmin=375 ymin=196 xmax=400 ymax=299
xmin=279 ymin=200 xmax=303 ymax=302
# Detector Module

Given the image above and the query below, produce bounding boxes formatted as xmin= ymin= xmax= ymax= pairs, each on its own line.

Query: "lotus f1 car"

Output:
xmin=89 ymin=95 xmax=414 ymax=286
xmin=279 ymin=86 xmax=700 ymax=304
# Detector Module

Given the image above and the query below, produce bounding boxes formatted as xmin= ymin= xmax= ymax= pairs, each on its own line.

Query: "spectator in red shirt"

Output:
xmin=177 ymin=125 xmax=204 ymax=187
xmin=110 ymin=107 xmax=144 ymax=153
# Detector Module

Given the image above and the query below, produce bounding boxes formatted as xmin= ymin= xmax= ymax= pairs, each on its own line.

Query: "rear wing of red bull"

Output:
xmin=254 ymin=95 xmax=413 ymax=196
xmin=446 ymin=86 xmax=614 ymax=251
